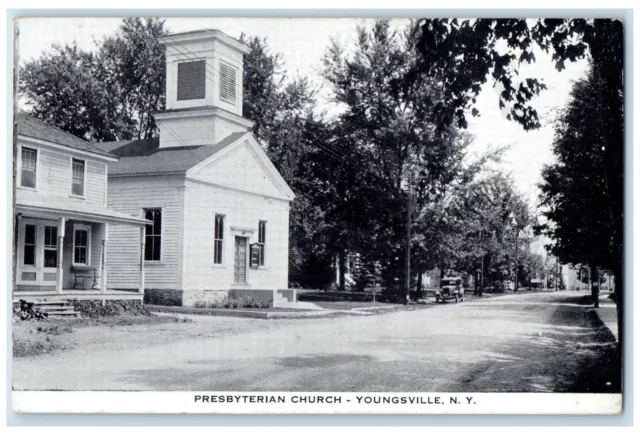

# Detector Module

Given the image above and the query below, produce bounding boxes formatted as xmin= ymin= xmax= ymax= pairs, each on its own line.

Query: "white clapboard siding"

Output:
xmin=182 ymin=179 xmax=290 ymax=291
xmin=85 ymin=161 xmax=107 ymax=206
xmin=17 ymin=141 xmax=107 ymax=207
xmin=106 ymin=176 xmax=184 ymax=290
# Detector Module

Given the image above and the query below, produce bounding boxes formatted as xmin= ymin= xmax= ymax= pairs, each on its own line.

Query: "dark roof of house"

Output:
xmin=16 ymin=113 xmax=116 ymax=159
xmin=94 ymin=131 xmax=248 ymax=176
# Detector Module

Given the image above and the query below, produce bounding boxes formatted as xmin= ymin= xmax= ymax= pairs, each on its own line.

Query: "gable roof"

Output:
xmin=16 ymin=113 xmax=116 ymax=159
xmin=94 ymin=132 xmax=248 ymax=176
xmin=188 ymin=133 xmax=296 ymax=201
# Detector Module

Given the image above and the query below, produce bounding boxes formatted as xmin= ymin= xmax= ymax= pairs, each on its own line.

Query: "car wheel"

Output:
xmin=454 ymin=296 xmax=458 ymax=303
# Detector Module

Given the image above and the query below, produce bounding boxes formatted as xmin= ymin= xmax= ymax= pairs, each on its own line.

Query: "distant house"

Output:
xmin=94 ymin=29 xmax=295 ymax=307
xmin=13 ymin=114 xmax=149 ymax=302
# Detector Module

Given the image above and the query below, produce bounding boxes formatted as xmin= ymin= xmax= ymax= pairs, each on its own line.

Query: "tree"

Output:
xmin=414 ymin=18 xmax=624 ymax=340
xmin=411 ymin=141 xmax=505 ymax=295
xmin=538 ymin=65 xmax=615 ymax=307
xmin=20 ymin=43 xmax=114 ymax=141
xmin=20 ymin=17 xmax=167 ymax=141
xmin=97 ymin=17 xmax=167 ymax=140
xmin=239 ymin=33 xmax=284 ymax=144
xmin=321 ymin=20 xmax=476 ymax=294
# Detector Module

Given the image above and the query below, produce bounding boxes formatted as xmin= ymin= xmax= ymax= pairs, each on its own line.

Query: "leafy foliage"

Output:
xmin=20 ymin=18 xmax=167 ymax=141
xmin=539 ymin=65 xmax=614 ymax=270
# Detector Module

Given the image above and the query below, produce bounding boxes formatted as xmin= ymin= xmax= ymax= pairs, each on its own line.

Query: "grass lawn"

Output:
xmin=12 ymin=314 xmax=190 ymax=358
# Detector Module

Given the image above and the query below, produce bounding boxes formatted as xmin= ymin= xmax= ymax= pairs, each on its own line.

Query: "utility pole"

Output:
xmin=404 ymin=174 xmax=412 ymax=305
xmin=514 ymin=229 xmax=519 ymax=292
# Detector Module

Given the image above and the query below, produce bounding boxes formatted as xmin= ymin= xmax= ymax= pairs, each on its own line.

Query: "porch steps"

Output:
xmin=21 ymin=300 xmax=80 ymax=318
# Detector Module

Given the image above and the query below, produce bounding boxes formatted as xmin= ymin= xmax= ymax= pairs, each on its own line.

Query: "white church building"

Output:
xmin=96 ymin=29 xmax=296 ymax=307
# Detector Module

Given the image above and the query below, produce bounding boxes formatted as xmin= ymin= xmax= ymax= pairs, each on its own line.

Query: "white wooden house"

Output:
xmin=95 ymin=29 xmax=296 ymax=307
xmin=13 ymin=114 xmax=149 ymax=302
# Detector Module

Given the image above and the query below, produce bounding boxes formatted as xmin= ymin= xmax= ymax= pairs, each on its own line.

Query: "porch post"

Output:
xmin=100 ymin=223 xmax=108 ymax=294
xmin=56 ymin=217 xmax=66 ymax=294
xmin=139 ymin=227 xmax=145 ymax=294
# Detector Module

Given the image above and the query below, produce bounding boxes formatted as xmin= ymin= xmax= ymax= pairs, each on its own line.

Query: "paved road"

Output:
xmin=13 ymin=291 xmax=619 ymax=392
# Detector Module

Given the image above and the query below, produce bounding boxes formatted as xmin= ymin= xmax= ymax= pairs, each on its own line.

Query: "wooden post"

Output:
xmin=56 ymin=217 xmax=65 ymax=294
xmin=139 ymin=227 xmax=145 ymax=294
xmin=100 ymin=223 xmax=108 ymax=294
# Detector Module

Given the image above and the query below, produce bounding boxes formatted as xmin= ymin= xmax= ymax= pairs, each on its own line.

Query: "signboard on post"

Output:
xmin=250 ymin=243 xmax=260 ymax=269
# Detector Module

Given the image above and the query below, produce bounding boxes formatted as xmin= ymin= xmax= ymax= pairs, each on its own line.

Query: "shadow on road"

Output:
xmin=442 ymin=297 xmax=620 ymax=393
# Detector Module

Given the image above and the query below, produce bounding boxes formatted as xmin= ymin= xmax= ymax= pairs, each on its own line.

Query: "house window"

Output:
xmin=20 ymin=147 xmax=37 ymax=188
xmin=214 ymin=214 xmax=224 ymax=264
xmin=23 ymin=224 xmax=36 ymax=266
xmin=144 ymin=208 xmax=162 ymax=261
xmin=71 ymin=158 xmax=85 ymax=196
xmin=177 ymin=60 xmax=206 ymax=101
xmin=219 ymin=61 xmax=237 ymax=105
xmin=44 ymin=226 xmax=58 ymax=268
xmin=258 ymin=220 xmax=266 ymax=266
xmin=73 ymin=224 xmax=91 ymax=266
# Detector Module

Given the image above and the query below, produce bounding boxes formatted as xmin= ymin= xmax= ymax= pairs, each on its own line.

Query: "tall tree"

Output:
xmin=20 ymin=17 xmax=167 ymax=141
xmin=240 ymin=33 xmax=284 ymax=144
xmin=20 ymin=43 xmax=115 ymax=141
xmin=414 ymin=18 xmax=624 ymax=339
xmin=97 ymin=17 xmax=167 ymax=140
xmin=538 ymin=65 xmax=614 ymax=307
xmin=322 ymin=20 xmax=476 ymax=293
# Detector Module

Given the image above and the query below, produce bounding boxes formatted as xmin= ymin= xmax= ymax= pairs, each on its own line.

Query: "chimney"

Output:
xmin=155 ymin=29 xmax=253 ymax=148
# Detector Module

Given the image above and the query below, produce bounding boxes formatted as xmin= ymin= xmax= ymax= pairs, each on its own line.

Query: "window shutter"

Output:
xmin=177 ymin=60 xmax=206 ymax=101
xmin=219 ymin=61 xmax=237 ymax=104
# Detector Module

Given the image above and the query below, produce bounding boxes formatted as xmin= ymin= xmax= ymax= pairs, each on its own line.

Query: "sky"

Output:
xmin=17 ymin=17 xmax=589 ymax=207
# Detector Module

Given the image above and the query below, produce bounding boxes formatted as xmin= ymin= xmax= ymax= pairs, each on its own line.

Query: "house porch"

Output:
xmin=14 ymin=197 xmax=150 ymax=299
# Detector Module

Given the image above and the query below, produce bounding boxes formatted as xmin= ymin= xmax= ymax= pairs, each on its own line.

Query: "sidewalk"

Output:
xmin=594 ymin=293 xmax=618 ymax=342
xmin=147 ymin=303 xmax=406 ymax=319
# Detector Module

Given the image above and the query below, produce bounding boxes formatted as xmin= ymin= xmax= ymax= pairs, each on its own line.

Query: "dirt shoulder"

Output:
xmin=12 ymin=313 xmax=330 ymax=360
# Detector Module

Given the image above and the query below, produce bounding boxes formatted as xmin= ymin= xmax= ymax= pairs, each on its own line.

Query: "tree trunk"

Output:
xmin=474 ymin=271 xmax=479 ymax=295
xmin=591 ymin=263 xmax=600 ymax=308
xmin=416 ymin=269 xmax=423 ymax=299
xmin=338 ymin=249 xmax=347 ymax=292
xmin=478 ymin=256 xmax=484 ymax=297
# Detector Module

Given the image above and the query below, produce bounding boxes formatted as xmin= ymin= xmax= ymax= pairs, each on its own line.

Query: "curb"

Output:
xmin=147 ymin=304 xmax=340 ymax=319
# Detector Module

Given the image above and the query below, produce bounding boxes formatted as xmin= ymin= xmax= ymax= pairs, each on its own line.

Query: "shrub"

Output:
xmin=144 ymin=289 xmax=183 ymax=306
xmin=70 ymin=300 xmax=150 ymax=318
xmin=193 ymin=296 xmax=270 ymax=309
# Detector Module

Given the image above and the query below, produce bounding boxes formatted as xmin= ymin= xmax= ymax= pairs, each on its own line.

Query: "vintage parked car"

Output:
xmin=435 ymin=277 xmax=465 ymax=303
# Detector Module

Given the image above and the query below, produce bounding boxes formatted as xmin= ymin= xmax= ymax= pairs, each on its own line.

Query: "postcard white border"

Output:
xmin=12 ymin=391 xmax=622 ymax=414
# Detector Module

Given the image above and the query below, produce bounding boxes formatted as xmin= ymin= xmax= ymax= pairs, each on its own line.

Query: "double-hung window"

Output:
xmin=258 ymin=220 xmax=267 ymax=266
xmin=23 ymin=224 xmax=36 ymax=266
xmin=214 ymin=214 xmax=224 ymax=264
xmin=73 ymin=224 xmax=91 ymax=266
xmin=20 ymin=147 xmax=37 ymax=188
xmin=71 ymin=158 xmax=85 ymax=197
xmin=144 ymin=208 xmax=162 ymax=262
